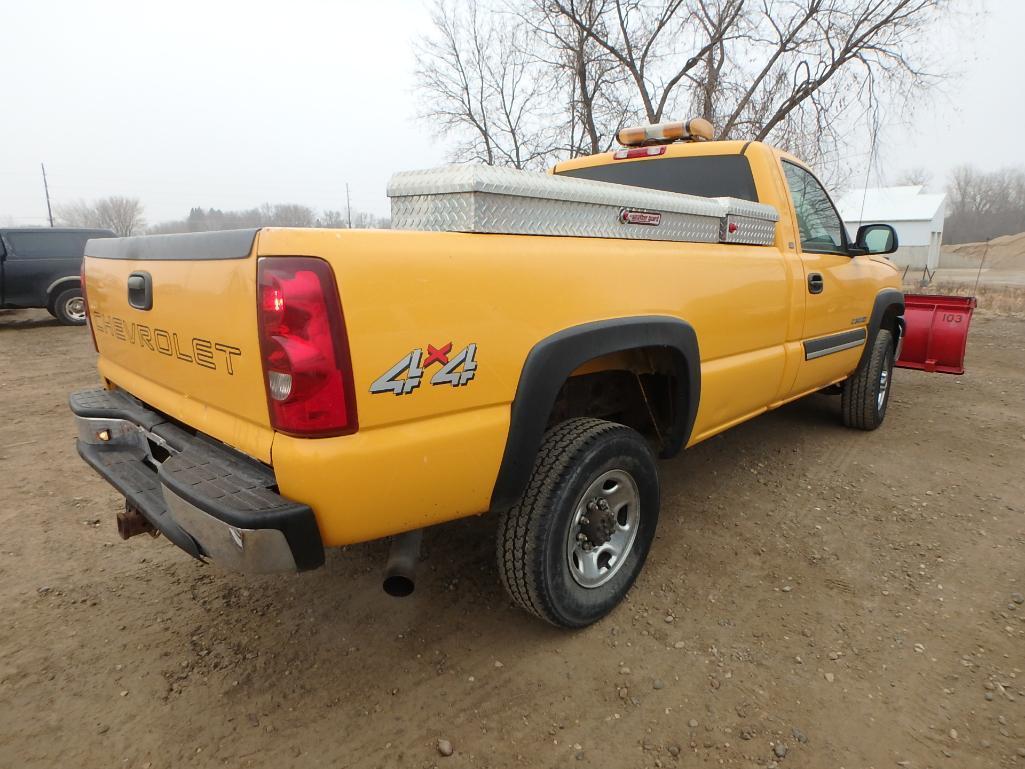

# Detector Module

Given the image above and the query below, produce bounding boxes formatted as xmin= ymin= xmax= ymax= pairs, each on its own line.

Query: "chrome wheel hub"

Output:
xmin=877 ymin=361 xmax=890 ymax=411
xmin=566 ymin=469 xmax=640 ymax=589
xmin=65 ymin=297 xmax=86 ymax=322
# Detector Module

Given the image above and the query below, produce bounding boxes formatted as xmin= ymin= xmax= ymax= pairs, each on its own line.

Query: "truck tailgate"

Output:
xmin=83 ymin=229 xmax=273 ymax=462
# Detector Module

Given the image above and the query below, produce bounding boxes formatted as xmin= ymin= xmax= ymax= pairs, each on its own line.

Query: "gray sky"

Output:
xmin=2 ymin=0 xmax=1022 ymax=227
xmin=869 ymin=0 xmax=1025 ymax=190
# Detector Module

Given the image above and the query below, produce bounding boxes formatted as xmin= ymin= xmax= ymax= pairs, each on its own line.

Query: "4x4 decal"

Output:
xmin=370 ymin=342 xmax=478 ymax=396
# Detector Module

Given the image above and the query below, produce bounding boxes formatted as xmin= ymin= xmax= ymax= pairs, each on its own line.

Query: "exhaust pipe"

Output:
xmin=116 ymin=505 xmax=156 ymax=539
xmin=382 ymin=529 xmax=423 ymax=597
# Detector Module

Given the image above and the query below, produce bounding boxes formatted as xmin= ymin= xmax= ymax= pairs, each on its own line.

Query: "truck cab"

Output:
xmin=554 ymin=133 xmax=902 ymax=436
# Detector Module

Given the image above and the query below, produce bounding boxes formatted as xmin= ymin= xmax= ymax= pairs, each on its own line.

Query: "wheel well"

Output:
xmin=46 ymin=279 xmax=81 ymax=311
xmin=545 ymin=347 xmax=680 ymax=454
xmin=857 ymin=290 xmax=904 ymax=372
xmin=881 ymin=304 xmax=902 ymax=345
xmin=489 ymin=316 xmax=700 ymax=513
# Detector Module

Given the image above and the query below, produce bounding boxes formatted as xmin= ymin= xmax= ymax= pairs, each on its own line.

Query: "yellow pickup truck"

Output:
xmin=71 ymin=119 xmax=904 ymax=628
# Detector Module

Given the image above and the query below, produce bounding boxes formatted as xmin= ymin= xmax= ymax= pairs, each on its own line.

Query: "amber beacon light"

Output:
xmin=617 ymin=117 xmax=714 ymax=147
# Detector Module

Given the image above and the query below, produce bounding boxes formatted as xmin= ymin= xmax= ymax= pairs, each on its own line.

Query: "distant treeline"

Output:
xmin=944 ymin=165 xmax=1025 ymax=245
xmin=56 ymin=197 xmax=390 ymax=236
xmin=148 ymin=204 xmax=390 ymax=234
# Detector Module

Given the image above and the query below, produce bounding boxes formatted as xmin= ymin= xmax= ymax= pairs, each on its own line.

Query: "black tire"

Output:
xmin=496 ymin=417 xmax=660 ymax=629
xmin=841 ymin=328 xmax=895 ymax=430
xmin=52 ymin=287 xmax=87 ymax=326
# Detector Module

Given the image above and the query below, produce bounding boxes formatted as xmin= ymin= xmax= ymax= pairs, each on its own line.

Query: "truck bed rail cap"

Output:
xmin=85 ymin=228 xmax=259 ymax=261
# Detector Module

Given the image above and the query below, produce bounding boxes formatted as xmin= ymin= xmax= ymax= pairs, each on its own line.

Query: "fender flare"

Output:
xmin=46 ymin=275 xmax=81 ymax=298
xmin=489 ymin=316 xmax=700 ymax=512
xmin=859 ymin=288 xmax=905 ymax=368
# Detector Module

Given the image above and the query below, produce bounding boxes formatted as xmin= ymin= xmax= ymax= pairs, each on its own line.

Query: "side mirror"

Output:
xmin=854 ymin=223 xmax=898 ymax=255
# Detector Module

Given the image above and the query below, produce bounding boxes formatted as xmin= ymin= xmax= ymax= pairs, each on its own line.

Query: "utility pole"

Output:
xmin=41 ymin=163 xmax=54 ymax=227
xmin=346 ymin=183 xmax=352 ymax=229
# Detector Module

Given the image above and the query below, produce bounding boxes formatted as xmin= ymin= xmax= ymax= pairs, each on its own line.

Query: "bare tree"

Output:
xmin=895 ymin=166 xmax=932 ymax=187
xmin=945 ymin=165 xmax=1025 ymax=244
xmin=96 ymin=196 xmax=146 ymax=236
xmin=54 ymin=200 xmax=99 ymax=229
xmin=549 ymin=0 xmax=745 ymax=124
xmin=721 ymin=0 xmax=944 ymax=168
xmin=519 ymin=0 xmax=632 ymax=156
xmin=56 ymin=196 xmax=146 ymax=236
xmin=555 ymin=0 xmax=945 ymax=162
xmin=417 ymin=0 xmax=949 ymax=176
xmin=417 ymin=0 xmax=556 ymax=168
xmin=318 ymin=210 xmax=347 ymax=228
xmin=261 ymin=203 xmax=317 ymax=227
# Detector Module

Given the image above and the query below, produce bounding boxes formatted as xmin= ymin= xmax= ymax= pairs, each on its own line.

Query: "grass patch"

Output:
xmin=902 ymin=280 xmax=1025 ymax=315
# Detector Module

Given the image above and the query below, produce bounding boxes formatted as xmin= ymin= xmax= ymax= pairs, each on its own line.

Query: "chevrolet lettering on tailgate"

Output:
xmin=91 ymin=310 xmax=242 ymax=374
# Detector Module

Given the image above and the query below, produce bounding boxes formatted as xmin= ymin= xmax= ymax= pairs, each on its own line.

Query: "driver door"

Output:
xmin=781 ymin=161 xmax=879 ymax=391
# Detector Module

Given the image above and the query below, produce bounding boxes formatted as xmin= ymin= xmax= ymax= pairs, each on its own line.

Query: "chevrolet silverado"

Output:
xmin=70 ymin=118 xmax=904 ymax=628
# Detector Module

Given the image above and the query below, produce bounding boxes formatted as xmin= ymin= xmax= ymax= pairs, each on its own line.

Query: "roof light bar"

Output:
xmin=617 ymin=117 xmax=714 ymax=147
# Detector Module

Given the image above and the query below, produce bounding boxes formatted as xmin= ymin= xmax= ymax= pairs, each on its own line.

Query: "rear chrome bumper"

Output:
xmin=70 ymin=388 xmax=324 ymax=573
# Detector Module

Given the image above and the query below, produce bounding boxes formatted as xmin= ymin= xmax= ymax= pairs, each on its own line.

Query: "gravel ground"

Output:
xmin=1 ymin=307 xmax=1023 ymax=769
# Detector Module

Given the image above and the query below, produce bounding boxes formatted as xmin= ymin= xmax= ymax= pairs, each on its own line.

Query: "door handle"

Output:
xmin=127 ymin=271 xmax=153 ymax=310
xmin=808 ymin=273 xmax=824 ymax=294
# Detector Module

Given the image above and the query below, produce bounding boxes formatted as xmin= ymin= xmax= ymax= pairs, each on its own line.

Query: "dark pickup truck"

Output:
xmin=0 ymin=227 xmax=116 ymax=325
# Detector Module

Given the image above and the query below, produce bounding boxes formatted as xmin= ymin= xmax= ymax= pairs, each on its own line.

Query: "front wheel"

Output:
xmin=841 ymin=328 xmax=895 ymax=430
xmin=496 ymin=418 xmax=660 ymax=628
xmin=51 ymin=287 xmax=87 ymax=326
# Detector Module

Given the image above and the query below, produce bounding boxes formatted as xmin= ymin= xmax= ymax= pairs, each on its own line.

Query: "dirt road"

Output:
xmin=1 ymin=308 xmax=1023 ymax=769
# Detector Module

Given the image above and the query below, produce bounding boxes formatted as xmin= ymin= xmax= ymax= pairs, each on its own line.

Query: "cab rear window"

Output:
xmin=5 ymin=232 xmax=91 ymax=259
xmin=556 ymin=154 xmax=758 ymax=201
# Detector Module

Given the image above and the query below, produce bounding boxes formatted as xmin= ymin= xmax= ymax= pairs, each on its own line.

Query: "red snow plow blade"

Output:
xmin=896 ymin=294 xmax=976 ymax=375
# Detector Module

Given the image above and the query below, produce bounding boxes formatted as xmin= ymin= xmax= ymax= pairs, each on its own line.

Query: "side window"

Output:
xmin=4 ymin=232 xmax=86 ymax=259
xmin=781 ymin=161 xmax=847 ymax=255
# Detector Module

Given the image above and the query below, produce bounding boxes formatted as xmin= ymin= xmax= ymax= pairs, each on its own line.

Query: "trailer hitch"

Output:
xmin=116 ymin=504 xmax=158 ymax=539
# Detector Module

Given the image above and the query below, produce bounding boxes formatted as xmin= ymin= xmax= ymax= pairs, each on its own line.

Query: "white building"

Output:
xmin=836 ymin=185 xmax=946 ymax=270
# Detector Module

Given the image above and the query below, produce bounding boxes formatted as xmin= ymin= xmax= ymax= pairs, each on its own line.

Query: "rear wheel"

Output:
xmin=841 ymin=328 xmax=895 ymax=430
xmin=52 ymin=287 xmax=87 ymax=326
xmin=496 ymin=418 xmax=660 ymax=628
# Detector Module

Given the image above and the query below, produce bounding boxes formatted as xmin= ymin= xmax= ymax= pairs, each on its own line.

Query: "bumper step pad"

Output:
xmin=71 ymin=388 xmax=324 ymax=571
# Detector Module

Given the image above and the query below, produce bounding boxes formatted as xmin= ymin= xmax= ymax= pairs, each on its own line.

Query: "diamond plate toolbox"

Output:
xmin=387 ymin=165 xmax=778 ymax=246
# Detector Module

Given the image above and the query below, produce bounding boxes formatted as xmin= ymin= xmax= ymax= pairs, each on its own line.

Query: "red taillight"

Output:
xmin=256 ymin=257 xmax=357 ymax=437
xmin=81 ymin=261 xmax=98 ymax=352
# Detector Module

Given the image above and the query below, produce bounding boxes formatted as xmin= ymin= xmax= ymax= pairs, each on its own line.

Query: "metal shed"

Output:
xmin=837 ymin=185 xmax=946 ymax=270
